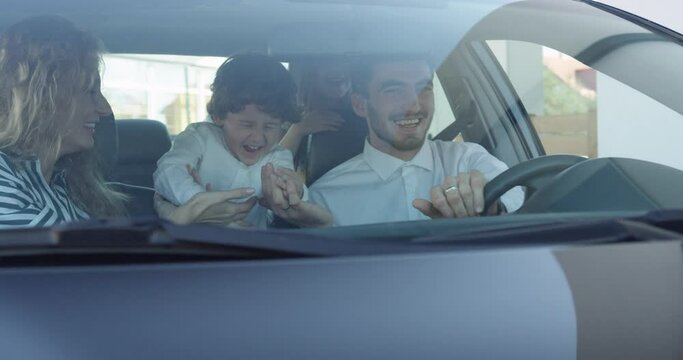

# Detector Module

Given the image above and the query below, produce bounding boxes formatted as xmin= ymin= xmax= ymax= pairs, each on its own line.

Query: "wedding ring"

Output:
xmin=444 ymin=185 xmax=459 ymax=194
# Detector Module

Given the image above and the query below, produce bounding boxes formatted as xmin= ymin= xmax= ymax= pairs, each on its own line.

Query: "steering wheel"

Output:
xmin=483 ymin=155 xmax=586 ymax=211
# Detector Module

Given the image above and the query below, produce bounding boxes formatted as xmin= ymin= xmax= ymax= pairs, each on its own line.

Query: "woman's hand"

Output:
xmin=280 ymin=110 xmax=345 ymax=153
xmin=153 ymin=164 xmax=257 ymax=226
xmin=154 ymin=188 xmax=257 ymax=226
xmin=295 ymin=110 xmax=345 ymax=135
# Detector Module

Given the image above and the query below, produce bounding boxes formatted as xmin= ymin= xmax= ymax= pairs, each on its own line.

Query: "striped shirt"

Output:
xmin=0 ymin=152 xmax=89 ymax=229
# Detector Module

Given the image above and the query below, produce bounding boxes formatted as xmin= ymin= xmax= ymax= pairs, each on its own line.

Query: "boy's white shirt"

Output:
xmin=153 ymin=122 xmax=306 ymax=228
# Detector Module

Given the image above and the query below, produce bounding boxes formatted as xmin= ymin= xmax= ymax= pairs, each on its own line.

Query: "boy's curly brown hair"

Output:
xmin=207 ymin=54 xmax=300 ymax=124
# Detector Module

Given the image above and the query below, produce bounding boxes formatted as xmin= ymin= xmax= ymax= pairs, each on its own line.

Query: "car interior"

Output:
xmin=2 ymin=0 xmax=680 ymax=232
xmin=93 ymin=112 xmax=367 ymax=219
xmin=94 ymin=117 xmax=172 ymax=217
xmin=2 ymin=3 xmax=683 ymax=360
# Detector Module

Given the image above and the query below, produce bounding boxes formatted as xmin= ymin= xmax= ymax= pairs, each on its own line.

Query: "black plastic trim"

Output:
xmin=580 ymin=0 xmax=683 ymax=46
xmin=576 ymin=33 xmax=667 ymax=65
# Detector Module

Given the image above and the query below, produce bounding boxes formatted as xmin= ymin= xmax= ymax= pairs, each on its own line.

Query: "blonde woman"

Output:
xmin=0 ymin=15 xmax=126 ymax=228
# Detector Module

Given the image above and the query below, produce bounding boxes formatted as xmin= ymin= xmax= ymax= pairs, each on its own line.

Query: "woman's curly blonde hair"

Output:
xmin=0 ymin=15 xmax=126 ymax=217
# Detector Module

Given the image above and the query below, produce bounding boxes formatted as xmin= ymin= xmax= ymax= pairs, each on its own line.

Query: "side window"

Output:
xmin=428 ymin=75 xmax=457 ymax=140
xmin=101 ymin=55 xmax=224 ymax=135
xmin=102 ymin=55 xmax=456 ymax=139
xmin=487 ymin=40 xmax=683 ymax=170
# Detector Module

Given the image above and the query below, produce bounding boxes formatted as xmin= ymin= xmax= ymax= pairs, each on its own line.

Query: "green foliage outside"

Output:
xmin=543 ymin=67 xmax=596 ymax=115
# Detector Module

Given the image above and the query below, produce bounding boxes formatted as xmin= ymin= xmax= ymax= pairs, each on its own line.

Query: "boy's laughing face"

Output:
xmin=218 ymin=104 xmax=283 ymax=166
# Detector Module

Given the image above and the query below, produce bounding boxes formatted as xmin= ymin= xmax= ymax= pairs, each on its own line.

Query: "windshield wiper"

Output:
xmin=0 ymin=219 xmax=315 ymax=266
xmin=413 ymin=217 xmax=683 ymax=249
xmin=0 ymin=218 xmax=434 ymax=266
xmin=634 ymin=209 xmax=683 ymax=233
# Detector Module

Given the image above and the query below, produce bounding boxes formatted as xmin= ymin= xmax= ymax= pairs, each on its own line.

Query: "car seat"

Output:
xmin=114 ymin=119 xmax=172 ymax=189
xmin=301 ymin=110 xmax=368 ymax=186
xmin=95 ymin=117 xmax=171 ymax=217
xmin=94 ymin=114 xmax=118 ymax=181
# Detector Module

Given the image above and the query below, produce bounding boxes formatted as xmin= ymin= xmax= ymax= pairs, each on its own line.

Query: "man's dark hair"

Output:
xmin=207 ymin=54 xmax=300 ymax=123
xmin=350 ymin=55 xmax=435 ymax=97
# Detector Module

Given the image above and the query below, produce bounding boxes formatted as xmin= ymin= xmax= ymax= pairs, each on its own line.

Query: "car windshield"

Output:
xmin=1 ymin=0 xmax=683 ymax=246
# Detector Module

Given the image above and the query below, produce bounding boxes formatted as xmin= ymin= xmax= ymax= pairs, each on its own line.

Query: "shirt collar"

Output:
xmin=363 ymin=139 xmax=433 ymax=181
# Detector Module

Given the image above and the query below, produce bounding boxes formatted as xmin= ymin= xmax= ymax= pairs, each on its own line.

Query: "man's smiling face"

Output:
xmin=353 ymin=60 xmax=434 ymax=161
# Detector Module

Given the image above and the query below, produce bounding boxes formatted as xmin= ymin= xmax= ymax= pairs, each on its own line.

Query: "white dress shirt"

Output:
xmin=309 ymin=139 xmax=524 ymax=226
xmin=153 ymin=122 xmax=296 ymax=228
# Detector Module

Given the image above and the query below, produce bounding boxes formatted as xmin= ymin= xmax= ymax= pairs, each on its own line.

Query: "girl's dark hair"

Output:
xmin=207 ymin=54 xmax=300 ymax=123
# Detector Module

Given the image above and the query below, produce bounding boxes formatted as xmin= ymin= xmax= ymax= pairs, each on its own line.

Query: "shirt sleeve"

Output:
xmin=269 ymin=147 xmax=295 ymax=170
xmin=457 ymin=143 xmax=525 ymax=212
xmin=0 ymin=160 xmax=57 ymax=228
xmin=153 ymin=126 xmax=207 ymax=206
xmin=268 ymin=148 xmax=309 ymax=201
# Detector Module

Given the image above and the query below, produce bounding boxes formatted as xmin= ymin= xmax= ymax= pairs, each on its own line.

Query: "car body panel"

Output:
xmin=0 ymin=247 xmax=577 ymax=359
xmin=1 ymin=239 xmax=682 ymax=358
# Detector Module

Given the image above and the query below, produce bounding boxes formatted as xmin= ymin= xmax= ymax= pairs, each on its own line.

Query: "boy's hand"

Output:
xmin=261 ymin=163 xmax=332 ymax=227
xmin=273 ymin=166 xmax=304 ymax=200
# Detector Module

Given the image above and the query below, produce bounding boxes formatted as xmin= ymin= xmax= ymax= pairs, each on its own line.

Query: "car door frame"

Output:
xmin=436 ymin=39 xmax=545 ymax=168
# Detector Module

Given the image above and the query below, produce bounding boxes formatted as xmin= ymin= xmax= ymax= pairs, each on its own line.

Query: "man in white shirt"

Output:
xmin=307 ymin=58 xmax=524 ymax=226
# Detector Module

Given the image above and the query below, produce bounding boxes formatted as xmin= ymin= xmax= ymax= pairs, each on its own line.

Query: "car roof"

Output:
xmin=0 ymin=0 xmax=516 ymax=58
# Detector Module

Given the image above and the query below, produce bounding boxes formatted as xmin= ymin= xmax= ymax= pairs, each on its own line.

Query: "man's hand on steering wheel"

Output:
xmin=413 ymin=171 xmax=499 ymax=219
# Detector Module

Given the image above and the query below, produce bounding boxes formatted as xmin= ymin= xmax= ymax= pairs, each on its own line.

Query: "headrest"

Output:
xmin=116 ymin=119 xmax=172 ymax=164
xmin=94 ymin=114 xmax=118 ymax=179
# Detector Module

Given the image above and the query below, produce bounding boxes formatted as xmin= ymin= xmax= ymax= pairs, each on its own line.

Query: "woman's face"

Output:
xmin=58 ymin=74 xmax=112 ymax=157
xmin=313 ymin=62 xmax=351 ymax=101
